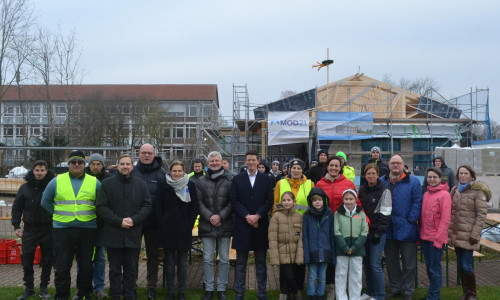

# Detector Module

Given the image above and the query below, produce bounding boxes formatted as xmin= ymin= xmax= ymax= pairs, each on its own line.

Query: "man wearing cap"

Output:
xmin=361 ymin=147 xmax=389 ymax=185
xmin=336 ymin=151 xmax=355 ymax=183
xmin=305 ymin=149 xmax=329 ymax=184
xmin=131 ymin=143 xmax=166 ymax=299
xmin=42 ymin=151 xmax=101 ymax=300
xmin=86 ymin=153 xmax=112 ymax=299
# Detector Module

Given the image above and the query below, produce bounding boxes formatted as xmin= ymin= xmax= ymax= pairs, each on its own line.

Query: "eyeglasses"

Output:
xmin=69 ymin=161 xmax=85 ymax=165
xmin=390 ymin=162 xmax=403 ymax=165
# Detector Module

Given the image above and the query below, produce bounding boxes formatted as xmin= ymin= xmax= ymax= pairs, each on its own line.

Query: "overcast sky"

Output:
xmin=37 ymin=0 xmax=499 ymax=122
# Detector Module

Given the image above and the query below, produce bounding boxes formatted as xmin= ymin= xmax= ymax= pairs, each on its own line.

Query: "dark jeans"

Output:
xmin=279 ymin=264 xmax=302 ymax=294
xmin=142 ymin=228 xmax=159 ymax=289
xmin=234 ymin=250 xmax=267 ymax=299
xmin=325 ymin=263 xmax=335 ymax=285
xmin=53 ymin=227 xmax=96 ymax=300
xmin=456 ymin=247 xmax=474 ymax=275
xmin=107 ymin=248 xmax=140 ymax=300
xmin=21 ymin=227 xmax=53 ymax=290
xmin=421 ymin=240 xmax=444 ymax=300
xmin=384 ymin=239 xmax=417 ymax=295
xmin=363 ymin=233 xmax=387 ymax=300
xmin=164 ymin=249 xmax=189 ymax=295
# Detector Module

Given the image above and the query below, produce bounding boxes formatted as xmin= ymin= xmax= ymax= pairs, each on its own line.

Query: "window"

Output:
xmin=15 ymin=127 xmax=25 ymax=137
xmin=30 ymin=105 xmax=41 ymax=115
xmin=172 ymin=147 xmax=183 ymax=159
xmin=413 ymin=138 xmax=451 ymax=175
xmin=32 ymin=127 xmax=41 ymax=136
xmin=55 ymin=104 xmax=66 ymax=115
xmin=174 ymin=125 xmax=184 ymax=138
xmin=186 ymin=104 xmax=198 ymax=117
xmin=163 ymin=128 xmax=171 ymax=138
xmin=4 ymin=126 xmax=13 ymax=137
xmin=186 ymin=125 xmax=197 ymax=138
xmin=4 ymin=105 xmax=14 ymax=116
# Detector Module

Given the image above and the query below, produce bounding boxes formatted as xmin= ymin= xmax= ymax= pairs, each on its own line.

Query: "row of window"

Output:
xmin=2 ymin=103 xmax=205 ymax=117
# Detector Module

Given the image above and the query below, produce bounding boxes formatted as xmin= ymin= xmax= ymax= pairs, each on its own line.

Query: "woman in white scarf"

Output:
xmin=155 ymin=160 xmax=199 ymax=300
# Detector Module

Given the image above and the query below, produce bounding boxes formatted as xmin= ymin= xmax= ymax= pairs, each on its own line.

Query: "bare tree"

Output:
xmin=381 ymin=74 xmax=439 ymax=96
xmin=0 ymin=0 xmax=35 ymax=107
xmin=280 ymin=90 xmax=297 ymax=99
xmin=54 ymin=25 xmax=83 ymax=85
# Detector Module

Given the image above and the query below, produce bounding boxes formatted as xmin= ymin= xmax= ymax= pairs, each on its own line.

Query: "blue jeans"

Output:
xmin=307 ymin=262 xmax=328 ymax=296
xmin=201 ymin=237 xmax=231 ymax=291
xmin=93 ymin=247 xmax=106 ymax=291
xmin=421 ymin=240 xmax=444 ymax=300
xmin=455 ymin=247 xmax=474 ymax=275
xmin=363 ymin=233 xmax=386 ymax=300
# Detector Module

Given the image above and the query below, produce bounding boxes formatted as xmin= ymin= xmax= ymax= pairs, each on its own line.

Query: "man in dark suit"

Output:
xmin=230 ymin=149 xmax=274 ymax=300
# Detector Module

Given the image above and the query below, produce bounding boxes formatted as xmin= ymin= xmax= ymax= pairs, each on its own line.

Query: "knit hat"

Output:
xmin=88 ymin=153 xmax=105 ymax=167
xmin=342 ymin=188 xmax=357 ymax=199
xmin=307 ymin=187 xmax=329 ymax=207
xmin=317 ymin=149 xmax=328 ymax=159
xmin=336 ymin=151 xmax=347 ymax=163
xmin=370 ymin=146 xmax=381 ymax=154
xmin=272 ymin=160 xmax=280 ymax=166
xmin=311 ymin=160 xmax=319 ymax=164
xmin=67 ymin=150 xmax=86 ymax=163
xmin=288 ymin=158 xmax=305 ymax=171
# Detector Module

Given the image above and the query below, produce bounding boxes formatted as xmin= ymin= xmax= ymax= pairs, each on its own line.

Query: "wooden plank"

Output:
xmin=480 ymin=238 xmax=500 ymax=252
xmin=448 ymin=245 xmax=485 ymax=257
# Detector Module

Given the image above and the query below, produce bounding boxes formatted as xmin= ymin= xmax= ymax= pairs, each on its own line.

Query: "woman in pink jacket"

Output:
xmin=420 ymin=167 xmax=451 ymax=300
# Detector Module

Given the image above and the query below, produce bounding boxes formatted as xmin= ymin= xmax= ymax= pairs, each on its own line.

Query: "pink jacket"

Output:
xmin=420 ymin=182 xmax=452 ymax=249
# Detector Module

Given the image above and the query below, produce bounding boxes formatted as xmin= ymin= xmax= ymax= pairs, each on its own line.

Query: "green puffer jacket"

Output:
xmin=334 ymin=205 xmax=368 ymax=256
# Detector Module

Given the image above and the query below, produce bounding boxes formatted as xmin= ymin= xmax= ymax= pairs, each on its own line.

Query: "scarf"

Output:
xmin=309 ymin=206 xmax=326 ymax=219
xmin=207 ymin=168 xmax=224 ymax=179
xmin=166 ymin=173 xmax=191 ymax=203
xmin=324 ymin=173 xmax=337 ymax=182
xmin=458 ymin=180 xmax=470 ymax=193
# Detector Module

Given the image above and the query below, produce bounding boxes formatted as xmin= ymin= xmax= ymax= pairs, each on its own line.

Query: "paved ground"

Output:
xmin=1 ymin=254 xmax=500 ymax=291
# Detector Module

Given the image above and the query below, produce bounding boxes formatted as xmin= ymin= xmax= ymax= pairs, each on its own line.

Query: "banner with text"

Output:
xmin=268 ymin=111 xmax=309 ymax=146
xmin=317 ymin=111 xmax=374 ymax=140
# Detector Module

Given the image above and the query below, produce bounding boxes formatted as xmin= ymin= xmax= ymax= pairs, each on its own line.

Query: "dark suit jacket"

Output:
xmin=230 ymin=171 xmax=274 ymax=251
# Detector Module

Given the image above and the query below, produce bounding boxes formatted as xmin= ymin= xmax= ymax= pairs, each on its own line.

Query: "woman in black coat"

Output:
xmin=155 ymin=161 xmax=199 ymax=300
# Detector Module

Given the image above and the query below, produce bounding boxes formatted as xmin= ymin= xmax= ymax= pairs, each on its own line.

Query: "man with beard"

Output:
xmin=97 ymin=154 xmax=152 ymax=300
xmin=12 ymin=160 xmax=55 ymax=300
xmin=131 ymin=143 xmax=166 ymax=299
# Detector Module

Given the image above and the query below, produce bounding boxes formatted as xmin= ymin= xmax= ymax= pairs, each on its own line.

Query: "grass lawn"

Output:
xmin=2 ymin=286 xmax=500 ymax=300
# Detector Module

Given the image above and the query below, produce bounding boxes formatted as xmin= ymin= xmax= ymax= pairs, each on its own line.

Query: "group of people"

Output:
xmin=10 ymin=144 xmax=491 ymax=300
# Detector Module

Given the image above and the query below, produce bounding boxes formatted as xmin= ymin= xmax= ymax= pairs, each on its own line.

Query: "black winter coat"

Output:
xmin=358 ymin=179 xmax=392 ymax=236
xmin=131 ymin=156 xmax=166 ymax=229
xmin=96 ymin=173 xmax=152 ymax=248
xmin=86 ymin=167 xmax=113 ymax=182
xmin=11 ymin=170 xmax=56 ymax=230
xmin=305 ymin=162 xmax=326 ymax=184
xmin=155 ymin=180 xmax=199 ymax=250
xmin=230 ymin=171 xmax=274 ymax=251
xmin=197 ymin=169 xmax=234 ymax=238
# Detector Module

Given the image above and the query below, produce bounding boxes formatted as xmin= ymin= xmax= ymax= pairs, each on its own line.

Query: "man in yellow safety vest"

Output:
xmin=42 ymin=151 xmax=101 ymax=300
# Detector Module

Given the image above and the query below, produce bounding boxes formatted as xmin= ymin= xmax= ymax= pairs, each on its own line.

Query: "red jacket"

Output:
xmin=316 ymin=174 xmax=360 ymax=213
xmin=420 ymin=182 xmax=452 ymax=249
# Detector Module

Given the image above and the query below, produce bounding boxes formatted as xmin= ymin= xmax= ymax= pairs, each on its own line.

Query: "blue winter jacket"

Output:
xmin=381 ymin=171 xmax=422 ymax=241
xmin=302 ymin=207 xmax=336 ymax=264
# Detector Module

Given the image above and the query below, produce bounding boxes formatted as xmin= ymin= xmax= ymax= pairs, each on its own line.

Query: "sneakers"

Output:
xmin=360 ymin=294 xmax=375 ymax=300
xmin=16 ymin=289 xmax=34 ymax=300
xmin=39 ymin=288 xmax=51 ymax=300
xmin=94 ymin=289 xmax=108 ymax=299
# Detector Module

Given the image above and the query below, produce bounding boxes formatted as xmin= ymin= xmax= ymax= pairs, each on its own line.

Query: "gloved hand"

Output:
xmin=372 ymin=233 xmax=381 ymax=245
xmin=469 ymin=237 xmax=479 ymax=245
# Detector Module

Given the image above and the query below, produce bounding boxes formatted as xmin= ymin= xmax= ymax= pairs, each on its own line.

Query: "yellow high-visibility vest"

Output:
xmin=53 ymin=173 xmax=97 ymax=223
xmin=279 ymin=178 xmax=312 ymax=215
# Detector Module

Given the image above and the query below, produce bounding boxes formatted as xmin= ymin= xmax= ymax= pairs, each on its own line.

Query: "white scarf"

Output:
xmin=166 ymin=173 xmax=191 ymax=203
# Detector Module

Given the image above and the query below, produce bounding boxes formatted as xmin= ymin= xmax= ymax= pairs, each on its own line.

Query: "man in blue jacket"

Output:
xmin=381 ymin=155 xmax=422 ymax=300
